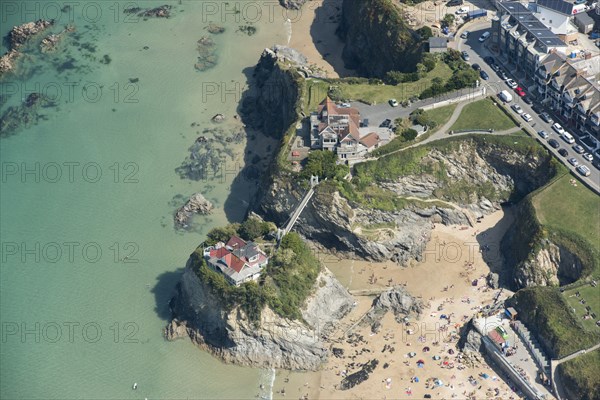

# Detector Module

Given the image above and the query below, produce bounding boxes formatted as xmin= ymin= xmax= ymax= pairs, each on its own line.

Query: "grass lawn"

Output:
xmin=450 ymin=98 xmax=516 ymax=132
xmin=563 ymin=284 xmax=600 ymax=332
xmin=532 ymin=174 xmax=600 ymax=277
xmin=337 ymin=63 xmax=453 ymax=104
xmin=371 ymin=104 xmax=458 ymax=157
xmin=305 ymin=63 xmax=454 ymax=108
xmin=557 ymin=348 xmax=600 ymax=400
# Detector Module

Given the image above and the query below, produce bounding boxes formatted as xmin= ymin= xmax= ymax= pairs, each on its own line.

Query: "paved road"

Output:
xmin=457 ymin=23 xmax=600 ymax=194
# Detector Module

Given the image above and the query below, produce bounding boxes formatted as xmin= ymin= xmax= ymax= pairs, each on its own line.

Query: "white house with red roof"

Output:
xmin=310 ymin=97 xmax=385 ymax=162
xmin=203 ymin=235 xmax=269 ymax=286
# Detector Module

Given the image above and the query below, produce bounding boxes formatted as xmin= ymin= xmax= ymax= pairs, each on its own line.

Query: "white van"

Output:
xmin=498 ymin=90 xmax=513 ymax=103
xmin=562 ymin=132 xmax=575 ymax=144
xmin=479 ymin=32 xmax=491 ymax=42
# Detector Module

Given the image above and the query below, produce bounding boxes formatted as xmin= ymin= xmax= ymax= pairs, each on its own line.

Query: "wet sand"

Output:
xmin=274 ymin=209 xmax=519 ymax=399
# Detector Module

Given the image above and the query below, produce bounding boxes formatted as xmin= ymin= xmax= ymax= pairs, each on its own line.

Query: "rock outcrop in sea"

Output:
xmin=1 ymin=19 xmax=54 ymax=75
xmin=166 ymin=262 xmax=354 ymax=370
xmin=279 ymin=0 xmax=309 ymax=9
xmin=174 ymin=193 xmax=213 ymax=230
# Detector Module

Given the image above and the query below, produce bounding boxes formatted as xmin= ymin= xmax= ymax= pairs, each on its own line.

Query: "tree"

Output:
xmin=417 ymin=26 xmax=433 ymax=40
xmin=302 ymin=150 xmax=340 ymax=180
xmin=206 ymin=223 xmax=240 ymax=245
xmin=402 ymin=128 xmax=419 ymax=141
xmin=441 ymin=14 xmax=455 ymax=28
xmin=239 ymin=217 xmax=270 ymax=241
xmin=422 ymin=53 xmax=437 ymax=72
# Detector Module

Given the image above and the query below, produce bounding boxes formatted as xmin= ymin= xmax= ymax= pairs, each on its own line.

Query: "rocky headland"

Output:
xmin=166 ymin=260 xmax=354 ymax=370
xmin=1 ymin=19 xmax=54 ymax=75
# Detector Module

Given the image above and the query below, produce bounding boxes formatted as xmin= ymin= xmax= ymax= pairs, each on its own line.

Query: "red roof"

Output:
xmin=210 ymin=247 xmax=230 ymax=259
xmin=228 ymin=254 xmax=246 ymax=273
xmin=226 ymin=235 xmax=246 ymax=249
xmin=360 ymin=132 xmax=380 ymax=148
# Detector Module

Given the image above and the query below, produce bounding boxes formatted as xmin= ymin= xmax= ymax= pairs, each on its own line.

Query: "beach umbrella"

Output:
xmin=481 ymin=373 xmax=489 ymax=379
xmin=414 ymin=377 xmax=420 ymax=382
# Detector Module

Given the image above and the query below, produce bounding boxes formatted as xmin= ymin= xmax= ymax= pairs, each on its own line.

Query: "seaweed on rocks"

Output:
xmin=237 ymin=25 xmax=257 ymax=36
xmin=194 ymin=37 xmax=217 ymax=71
xmin=0 ymin=93 xmax=55 ymax=138
xmin=206 ymin=24 xmax=225 ymax=34
xmin=124 ymin=5 xmax=172 ymax=19
xmin=339 ymin=359 xmax=379 ymax=390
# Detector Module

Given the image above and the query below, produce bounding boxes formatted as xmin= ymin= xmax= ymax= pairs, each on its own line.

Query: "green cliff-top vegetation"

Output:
xmin=557 ymin=348 xmax=600 ymax=400
xmin=193 ymin=221 xmax=321 ymax=323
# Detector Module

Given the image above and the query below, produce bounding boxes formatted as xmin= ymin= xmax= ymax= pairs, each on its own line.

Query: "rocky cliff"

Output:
xmin=501 ymin=199 xmax=588 ymax=289
xmin=337 ymin=0 xmax=422 ymax=77
xmin=257 ymin=137 xmax=558 ymax=265
xmin=166 ymin=260 xmax=354 ymax=370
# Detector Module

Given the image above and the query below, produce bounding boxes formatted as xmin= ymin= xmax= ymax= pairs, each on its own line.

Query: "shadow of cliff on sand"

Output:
xmin=475 ymin=205 xmax=515 ymax=289
xmin=152 ymin=268 xmax=185 ymax=320
xmin=310 ymin=0 xmax=354 ymax=78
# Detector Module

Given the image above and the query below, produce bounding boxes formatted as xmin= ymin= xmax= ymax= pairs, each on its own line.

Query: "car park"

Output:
xmin=478 ymin=32 xmax=490 ymax=42
xmin=506 ymin=79 xmax=517 ymax=89
xmin=552 ymin=123 xmax=565 ymax=134
xmin=568 ymin=157 xmax=579 ymax=166
xmin=583 ymin=153 xmax=594 ymax=162
xmin=521 ymin=113 xmax=533 ymax=122
xmin=389 ymin=99 xmax=399 ymax=107
xmin=577 ymin=165 xmax=591 ymax=176
xmin=460 ymin=31 xmax=469 ymax=39
xmin=514 ymin=87 xmax=526 ymax=97
xmin=549 ymin=139 xmax=560 ymax=148
xmin=538 ymin=130 xmax=549 ymax=139
xmin=522 ymin=96 xmax=533 ymax=105
xmin=461 ymin=51 xmax=470 ymax=61
xmin=558 ymin=148 xmax=568 ymax=156
xmin=480 ymin=70 xmax=489 ymax=80
xmin=472 ymin=63 xmax=481 ymax=71
xmin=540 ymin=112 xmax=553 ymax=123
xmin=511 ymin=104 xmax=523 ymax=114
xmin=573 ymin=145 xmax=585 ymax=154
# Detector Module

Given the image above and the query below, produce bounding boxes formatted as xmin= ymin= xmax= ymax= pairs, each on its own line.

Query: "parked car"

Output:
xmin=483 ymin=56 xmax=495 ymax=64
xmin=491 ymin=64 xmax=500 ymax=72
xmin=461 ymin=51 xmax=470 ymax=61
xmin=480 ymin=70 xmax=489 ymax=80
xmin=573 ymin=144 xmax=585 ymax=154
xmin=460 ymin=31 xmax=470 ymax=39
xmin=531 ymin=104 xmax=543 ymax=114
xmin=361 ymin=118 xmax=369 ymax=127
xmin=514 ymin=87 xmax=526 ymax=97
xmin=568 ymin=157 xmax=579 ymax=166
xmin=498 ymin=70 xmax=508 ymax=80
xmin=540 ymin=112 xmax=553 ymax=123
xmin=583 ymin=153 xmax=594 ymax=162
xmin=558 ymin=148 xmax=568 ymax=156
xmin=478 ymin=31 xmax=490 ymax=42
xmin=339 ymin=103 xmax=351 ymax=108
xmin=549 ymin=139 xmax=560 ymax=149
xmin=447 ymin=0 xmax=463 ymax=6
xmin=538 ymin=130 xmax=549 ymax=139
xmin=472 ymin=63 xmax=481 ymax=71
xmin=562 ymin=132 xmax=575 ymax=144
xmin=506 ymin=79 xmax=517 ymax=89
xmin=552 ymin=123 xmax=565 ymax=134
xmin=577 ymin=165 xmax=591 ymax=176
xmin=389 ymin=99 xmax=399 ymax=107
xmin=522 ymin=113 xmax=533 ymax=122
xmin=380 ymin=119 xmax=392 ymax=128
xmin=511 ymin=104 xmax=523 ymax=114
xmin=456 ymin=6 xmax=469 ymax=14
xmin=522 ymin=96 xmax=533 ymax=105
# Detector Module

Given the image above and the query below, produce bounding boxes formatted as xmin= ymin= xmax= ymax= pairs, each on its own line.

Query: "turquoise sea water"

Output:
xmin=1 ymin=2 xmax=286 ymax=398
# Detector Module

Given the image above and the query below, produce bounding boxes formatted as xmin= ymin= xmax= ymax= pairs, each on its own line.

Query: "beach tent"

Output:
xmin=481 ymin=373 xmax=489 ymax=379
xmin=435 ymin=379 xmax=444 ymax=387
xmin=448 ymin=349 xmax=455 ymax=354
xmin=423 ymin=346 xmax=430 ymax=352
xmin=414 ymin=377 xmax=420 ymax=382
xmin=417 ymin=360 xmax=425 ymax=368
xmin=408 ymin=352 xmax=417 ymax=358
xmin=433 ymin=355 xmax=441 ymax=360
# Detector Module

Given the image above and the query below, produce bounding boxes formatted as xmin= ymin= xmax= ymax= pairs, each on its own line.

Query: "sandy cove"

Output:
xmin=288 ymin=0 xmax=353 ymax=78
xmin=272 ymin=209 xmax=525 ymax=399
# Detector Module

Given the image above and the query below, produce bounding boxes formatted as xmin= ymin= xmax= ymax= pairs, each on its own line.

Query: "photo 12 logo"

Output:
xmin=1 ymin=161 xmax=139 ymax=184
xmin=0 ymin=81 xmax=140 ymax=105
xmin=1 ymin=241 xmax=140 ymax=264
xmin=1 ymin=321 xmax=141 ymax=343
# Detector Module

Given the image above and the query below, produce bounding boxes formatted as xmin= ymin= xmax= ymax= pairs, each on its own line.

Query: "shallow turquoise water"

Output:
xmin=1 ymin=2 xmax=286 ymax=398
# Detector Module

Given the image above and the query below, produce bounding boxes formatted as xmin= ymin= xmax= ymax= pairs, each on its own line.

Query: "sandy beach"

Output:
xmin=273 ymin=209 xmax=521 ymax=399
xmin=288 ymin=0 xmax=354 ymax=78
